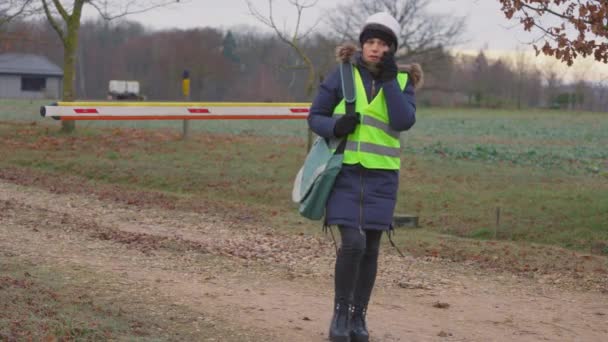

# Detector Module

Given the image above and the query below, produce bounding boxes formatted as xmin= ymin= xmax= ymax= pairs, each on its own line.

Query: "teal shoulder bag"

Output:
xmin=291 ymin=62 xmax=355 ymax=220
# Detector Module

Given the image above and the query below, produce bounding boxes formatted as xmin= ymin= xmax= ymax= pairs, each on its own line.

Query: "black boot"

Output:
xmin=329 ymin=300 xmax=351 ymax=342
xmin=350 ymin=305 xmax=369 ymax=342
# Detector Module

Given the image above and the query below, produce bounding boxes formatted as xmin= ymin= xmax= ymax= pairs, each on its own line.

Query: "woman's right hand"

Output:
xmin=333 ymin=113 xmax=360 ymax=137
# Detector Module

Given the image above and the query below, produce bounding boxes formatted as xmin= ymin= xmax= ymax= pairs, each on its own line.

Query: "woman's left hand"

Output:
xmin=378 ymin=51 xmax=398 ymax=82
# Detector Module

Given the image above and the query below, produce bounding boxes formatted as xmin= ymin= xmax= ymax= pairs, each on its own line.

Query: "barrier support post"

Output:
xmin=182 ymin=70 xmax=191 ymax=139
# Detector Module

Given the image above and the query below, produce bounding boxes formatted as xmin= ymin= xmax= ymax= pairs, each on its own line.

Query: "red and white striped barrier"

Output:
xmin=40 ymin=102 xmax=310 ymax=120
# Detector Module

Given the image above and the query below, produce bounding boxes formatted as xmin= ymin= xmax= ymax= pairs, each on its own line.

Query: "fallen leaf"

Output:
xmin=433 ymin=302 xmax=450 ymax=309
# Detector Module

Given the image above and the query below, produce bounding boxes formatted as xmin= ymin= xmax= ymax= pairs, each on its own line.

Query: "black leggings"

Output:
xmin=334 ymin=226 xmax=382 ymax=306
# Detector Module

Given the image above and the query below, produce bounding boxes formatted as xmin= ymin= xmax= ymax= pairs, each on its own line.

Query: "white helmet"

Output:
xmin=359 ymin=12 xmax=401 ymax=49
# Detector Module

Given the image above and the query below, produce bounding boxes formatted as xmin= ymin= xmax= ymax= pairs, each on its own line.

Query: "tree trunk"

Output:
xmin=60 ymin=18 xmax=81 ymax=133
xmin=60 ymin=43 xmax=76 ymax=133
xmin=304 ymin=57 xmax=316 ymax=98
xmin=302 ymin=55 xmax=316 ymax=152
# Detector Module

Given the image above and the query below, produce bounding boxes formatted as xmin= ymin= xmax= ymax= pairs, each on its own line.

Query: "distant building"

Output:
xmin=0 ymin=53 xmax=63 ymax=99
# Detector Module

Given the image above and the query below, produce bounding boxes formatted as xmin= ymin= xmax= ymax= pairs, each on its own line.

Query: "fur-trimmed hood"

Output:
xmin=335 ymin=43 xmax=424 ymax=90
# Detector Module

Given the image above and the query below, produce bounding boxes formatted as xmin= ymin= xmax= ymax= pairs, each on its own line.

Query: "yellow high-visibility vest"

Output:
xmin=332 ymin=67 xmax=408 ymax=170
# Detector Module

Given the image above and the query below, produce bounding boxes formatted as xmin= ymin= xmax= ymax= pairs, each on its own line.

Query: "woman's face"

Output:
xmin=362 ymin=38 xmax=390 ymax=65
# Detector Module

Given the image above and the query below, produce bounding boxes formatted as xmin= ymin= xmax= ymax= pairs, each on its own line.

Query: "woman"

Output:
xmin=307 ymin=12 xmax=422 ymax=342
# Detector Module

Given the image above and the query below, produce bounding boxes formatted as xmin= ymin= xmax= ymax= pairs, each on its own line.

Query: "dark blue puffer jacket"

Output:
xmin=307 ymin=44 xmax=421 ymax=230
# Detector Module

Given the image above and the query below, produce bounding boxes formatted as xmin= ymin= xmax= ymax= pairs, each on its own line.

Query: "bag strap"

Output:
xmin=340 ymin=62 xmax=356 ymax=104
xmin=336 ymin=62 xmax=356 ymax=154
xmin=387 ymin=229 xmax=406 ymax=258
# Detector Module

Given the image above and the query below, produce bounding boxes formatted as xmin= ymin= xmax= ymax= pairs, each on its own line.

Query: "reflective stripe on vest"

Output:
xmin=332 ymin=67 xmax=408 ymax=170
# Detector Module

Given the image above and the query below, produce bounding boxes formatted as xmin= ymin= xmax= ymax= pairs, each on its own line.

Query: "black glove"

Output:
xmin=333 ymin=112 xmax=360 ymax=137
xmin=378 ymin=51 xmax=398 ymax=82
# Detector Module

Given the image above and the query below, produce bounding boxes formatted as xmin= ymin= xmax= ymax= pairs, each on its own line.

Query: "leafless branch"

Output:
xmin=246 ymin=0 xmax=319 ymax=50
xmin=245 ymin=0 xmax=320 ymax=96
xmin=50 ymin=0 xmax=69 ymax=21
xmin=0 ymin=0 xmax=36 ymax=27
xmin=326 ymin=0 xmax=466 ymax=59
xmin=287 ymin=0 xmax=319 ymax=40
xmin=41 ymin=0 xmax=65 ymax=42
xmin=299 ymin=17 xmax=322 ymax=40
xmin=87 ymin=0 xmax=183 ymax=21
xmin=246 ymin=0 xmax=286 ymax=42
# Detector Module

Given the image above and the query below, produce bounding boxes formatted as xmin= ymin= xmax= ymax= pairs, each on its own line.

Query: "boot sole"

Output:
xmin=350 ymin=335 xmax=369 ymax=342
xmin=329 ymin=336 xmax=350 ymax=342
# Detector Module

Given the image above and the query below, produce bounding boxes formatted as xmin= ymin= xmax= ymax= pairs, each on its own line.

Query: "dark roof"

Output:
xmin=0 ymin=53 xmax=63 ymax=77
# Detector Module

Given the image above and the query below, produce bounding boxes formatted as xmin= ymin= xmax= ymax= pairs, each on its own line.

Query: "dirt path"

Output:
xmin=1 ymin=180 xmax=606 ymax=341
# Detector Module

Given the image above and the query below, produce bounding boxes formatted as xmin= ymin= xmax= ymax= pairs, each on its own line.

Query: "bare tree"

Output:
xmin=38 ymin=0 xmax=182 ymax=133
xmin=512 ymin=49 xmax=531 ymax=109
xmin=245 ymin=0 xmax=321 ymax=97
xmin=498 ymin=0 xmax=608 ymax=65
xmin=326 ymin=0 xmax=466 ymax=60
xmin=540 ymin=57 xmax=562 ymax=107
xmin=470 ymin=51 xmax=489 ymax=106
xmin=596 ymin=76 xmax=608 ymax=112
xmin=568 ymin=59 xmax=595 ymax=110
xmin=0 ymin=0 xmax=36 ymax=28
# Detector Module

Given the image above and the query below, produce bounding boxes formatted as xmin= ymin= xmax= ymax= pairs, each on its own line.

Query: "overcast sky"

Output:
xmin=81 ymin=0 xmax=606 ymax=81
xmin=92 ymin=0 xmax=529 ymax=51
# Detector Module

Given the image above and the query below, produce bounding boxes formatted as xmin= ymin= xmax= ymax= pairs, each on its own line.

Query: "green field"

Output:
xmin=2 ymin=99 xmax=607 ymax=254
xmin=13 ymin=100 xmax=608 ymax=174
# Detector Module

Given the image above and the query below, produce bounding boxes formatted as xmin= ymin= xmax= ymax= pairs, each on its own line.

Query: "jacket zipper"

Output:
xmin=371 ymin=79 xmax=376 ymax=100
xmin=359 ymin=168 xmax=364 ymax=235
xmin=358 ymin=75 xmax=374 ymax=235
